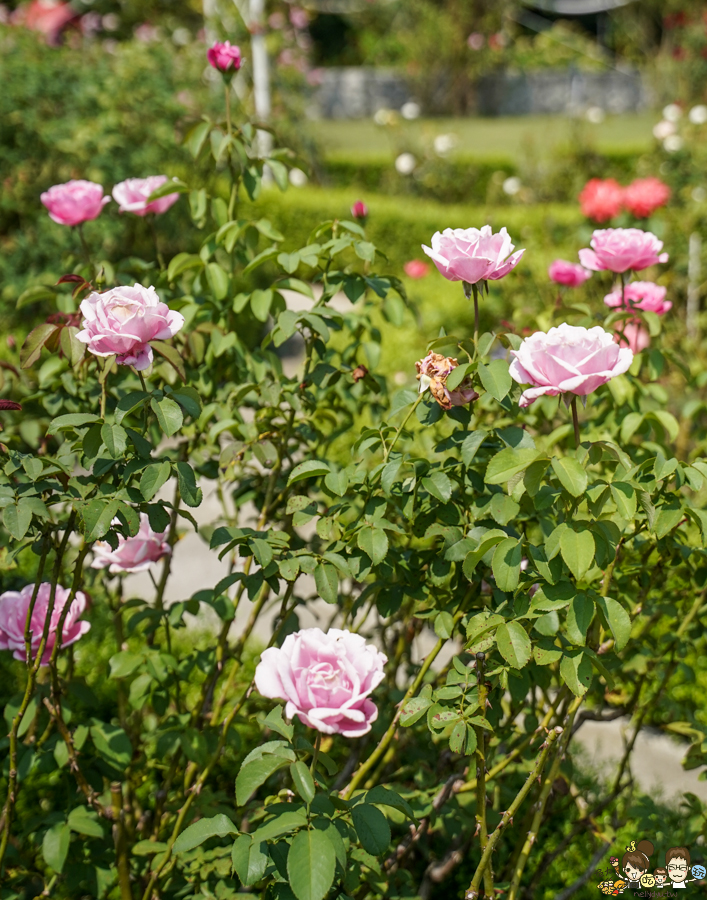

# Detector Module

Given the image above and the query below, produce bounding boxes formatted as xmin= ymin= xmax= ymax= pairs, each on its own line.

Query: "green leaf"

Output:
xmin=290 ymin=761 xmax=316 ymax=804
xmin=485 ymin=448 xmax=540 ymax=485
xmin=176 ymin=461 xmax=202 ymax=508
xmin=250 ymin=809 xmax=307 ymax=843
xmin=351 ymin=803 xmax=391 ymax=855
xmin=109 ymin=650 xmax=143 ymax=679
xmin=251 ymin=289 xmax=273 ymax=322
xmin=324 ymin=470 xmax=348 ymax=497
xmin=596 ymin=596 xmax=631 ymax=651
xmin=610 ymin=482 xmax=637 ymax=519
xmin=101 ymin=423 xmax=127 ymax=459
xmin=147 ymin=178 xmax=188 ymax=202
xmin=3 ymin=501 xmax=32 ymax=540
xmin=140 ymin=461 xmax=171 ymax=502
xmin=173 ymin=814 xmax=237 ymax=854
xmin=150 ymin=396 xmax=183 ymax=436
xmin=434 ymin=610 xmax=455 ymax=640
xmin=89 ymin=722 xmax=132 ymax=768
xmin=365 ymin=786 xmax=418 ymax=823
xmin=47 ymin=413 xmax=101 ymax=434
xmin=495 ymin=621 xmax=531 ymax=669
xmin=462 ymin=530 xmax=507 ymax=580
xmin=82 ymin=499 xmax=119 ymax=541
xmin=400 ymin=695 xmax=433 ymax=726
xmin=17 ymin=284 xmax=57 ymax=309
xmin=42 ymin=822 xmax=70 ymax=873
xmin=167 ymin=252 xmax=203 ymax=281
xmin=566 ymin=593 xmax=595 ymax=646
xmin=551 ymin=457 xmax=588 ymax=498
xmin=560 ymin=650 xmax=593 ymax=696
xmin=263 ymin=705 xmax=294 ymax=742
xmin=205 ymin=262 xmax=229 ymax=300
xmin=492 ymin=537 xmax=522 ymax=592
xmin=235 ymin=755 xmax=290 ymax=806
xmin=477 ymin=359 xmax=512 ymax=401
xmin=115 ymin=391 xmax=149 ymax=424
xmin=287 ymin=828 xmax=336 ymax=900
xmin=288 ymin=460 xmax=330 ymax=485
xmin=461 ymin=430 xmax=488 ymax=466
xmin=151 ymin=340 xmax=186 ymax=382
xmin=559 ymin=529 xmax=595 ymax=581
xmin=357 ymin=526 xmax=389 ymax=565
xmin=67 ymin=806 xmax=104 ymax=839
xmin=422 ymin=471 xmax=452 ymax=502
xmin=314 ymin=563 xmax=338 ymax=604
xmin=446 ymin=362 xmax=471 ymax=391
xmin=231 ymin=835 xmax=269 ymax=886
xmin=21 ymin=323 xmax=58 ymax=368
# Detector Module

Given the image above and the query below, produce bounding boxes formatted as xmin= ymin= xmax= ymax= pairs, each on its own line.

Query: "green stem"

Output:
xmin=384 ymin=394 xmax=423 ymax=463
xmin=77 ymin=223 xmax=92 ymax=272
xmin=310 ymin=733 xmax=321 ymax=776
xmin=464 ymin=727 xmax=562 ymax=900
xmin=472 ymin=283 xmax=480 ymax=349
xmin=473 ymin=652 xmax=493 ymax=898
xmin=570 ymin=396 xmax=581 ymax=449
xmin=148 ymin=214 xmax=164 ymax=271
xmin=225 ymin=83 xmax=232 ymax=137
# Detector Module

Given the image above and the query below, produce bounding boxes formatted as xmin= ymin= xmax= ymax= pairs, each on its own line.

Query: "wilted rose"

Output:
xmin=254 ymin=627 xmax=387 ymax=737
xmin=76 ymin=283 xmax=184 ymax=370
xmin=416 ymin=352 xmax=479 ymax=410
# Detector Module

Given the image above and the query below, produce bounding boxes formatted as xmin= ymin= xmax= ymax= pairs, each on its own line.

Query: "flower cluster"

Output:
xmin=579 ymin=177 xmax=671 ymax=222
xmin=41 ymin=177 xmax=180 ymax=226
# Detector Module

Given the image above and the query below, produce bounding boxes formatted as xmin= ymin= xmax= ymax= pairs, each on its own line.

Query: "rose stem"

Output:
xmin=310 ymin=733 xmax=321 ymax=777
xmin=148 ymin=214 xmax=165 ymax=271
xmin=471 ymin=283 xmax=480 ymax=349
xmin=76 ymin=223 xmax=93 ymax=272
xmin=225 ymin=83 xmax=232 ymax=137
xmin=571 ymin=396 xmax=581 ymax=449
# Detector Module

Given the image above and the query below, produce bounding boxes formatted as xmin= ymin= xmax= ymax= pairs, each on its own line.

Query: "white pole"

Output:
xmin=248 ymin=0 xmax=273 ymax=161
xmin=687 ymin=232 xmax=701 ymax=342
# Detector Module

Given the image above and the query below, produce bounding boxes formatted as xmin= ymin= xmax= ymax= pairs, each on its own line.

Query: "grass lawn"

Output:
xmin=309 ymin=111 xmax=657 ymax=162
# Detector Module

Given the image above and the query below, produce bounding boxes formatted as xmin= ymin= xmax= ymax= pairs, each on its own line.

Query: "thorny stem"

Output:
xmin=111 ymin=782 xmax=134 ymax=900
xmin=473 ymin=652 xmax=493 ymax=899
xmin=570 ymin=396 xmax=581 ymax=449
xmin=506 ymin=696 xmax=582 ymax=900
xmin=464 ymin=727 xmax=562 ymax=900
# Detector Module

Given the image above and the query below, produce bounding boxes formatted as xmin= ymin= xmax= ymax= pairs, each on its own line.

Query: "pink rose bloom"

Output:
xmin=76 ymin=283 xmax=185 ymax=371
xmin=604 ymin=281 xmax=671 ymax=315
xmin=416 ymin=352 xmax=479 ymax=410
xmin=207 ymin=40 xmax=242 ymax=74
xmin=422 ymin=225 xmax=525 ymax=284
xmin=289 ymin=6 xmax=309 ymax=29
xmin=351 ymin=199 xmax=368 ymax=220
xmin=40 ymin=179 xmax=111 ymax=226
xmin=578 ymin=178 xmax=624 ymax=223
xmin=509 ymin=323 xmax=633 ymax=408
xmin=614 ymin=320 xmax=650 ymax=354
xmin=623 ymin=177 xmax=670 ymax=218
xmin=254 ymin=627 xmax=387 ymax=738
xmin=91 ymin=513 xmax=170 ymax=574
xmin=548 ymin=259 xmax=592 ymax=287
xmin=579 ymin=228 xmax=669 ymax=274
xmin=0 ymin=583 xmax=90 ymax=666
xmin=112 ymin=176 xmax=180 ymax=217
xmin=404 ymin=260 xmax=430 ymax=279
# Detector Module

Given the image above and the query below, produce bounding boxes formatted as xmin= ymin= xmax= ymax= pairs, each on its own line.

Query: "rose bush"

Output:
xmin=1 ymin=33 xmax=706 ymax=900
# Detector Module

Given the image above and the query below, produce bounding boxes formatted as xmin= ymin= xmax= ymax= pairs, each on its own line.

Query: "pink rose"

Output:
xmin=289 ymin=7 xmax=309 ymax=29
xmin=112 ymin=176 xmax=180 ymax=217
xmin=579 ymin=228 xmax=669 ymax=274
xmin=91 ymin=513 xmax=170 ymax=574
xmin=548 ymin=259 xmax=592 ymax=287
xmin=207 ymin=40 xmax=242 ymax=74
xmin=76 ymin=283 xmax=185 ymax=370
xmin=614 ymin=320 xmax=650 ymax=353
xmin=416 ymin=352 xmax=479 ymax=410
xmin=422 ymin=225 xmax=525 ymax=284
xmin=40 ymin=179 xmax=111 ymax=226
xmin=509 ymin=323 xmax=633 ymax=408
xmin=604 ymin=281 xmax=671 ymax=315
xmin=0 ymin=583 xmax=90 ymax=666
xmin=254 ymin=627 xmax=387 ymax=737
xmin=623 ymin=177 xmax=670 ymax=218
xmin=578 ymin=178 xmax=624 ymax=223
xmin=351 ymin=199 xmax=368 ymax=220
xmin=404 ymin=260 xmax=430 ymax=279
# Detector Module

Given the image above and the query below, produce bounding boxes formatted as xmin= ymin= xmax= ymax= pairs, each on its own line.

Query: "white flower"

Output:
xmin=663 ymin=135 xmax=684 ymax=153
xmin=503 ymin=176 xmax=522 ymax=196
xmin=395 ymin=153 xmax=416 ymax=175
xmin=689 ymin=105 xmax=707 ymax=125
xmin=401 ymin=101 xmax=421 ymax=120
xmin=585 ymin=106 xmax=605 ymax=124
xmin=288 ymin=167 xmax=308 ymax=187
xmin=653 ymin=120 xmax=676 ymax=140
xmin=662 ymin=103 xmax=682 ymax=122
xmin=433 ymin=133 xmax=457 ymax=156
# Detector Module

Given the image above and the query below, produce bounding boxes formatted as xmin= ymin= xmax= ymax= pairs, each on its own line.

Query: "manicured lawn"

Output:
xmin=309 ymin=111 xmax=657 ymax=162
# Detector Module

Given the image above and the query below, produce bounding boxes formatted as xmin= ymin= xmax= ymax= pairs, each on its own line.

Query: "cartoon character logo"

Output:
xmin=693 ymin=863 xmax=706 ymax=880
xmin=654 ymin=867 xmax=668 ymax=887
xmin=666 ymin=846 xmax=692 ymax=888
xmin=622 ymin=839 xmax=654 ymax=887
xmin=640 ymin=873 xmax=656 ymax=888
